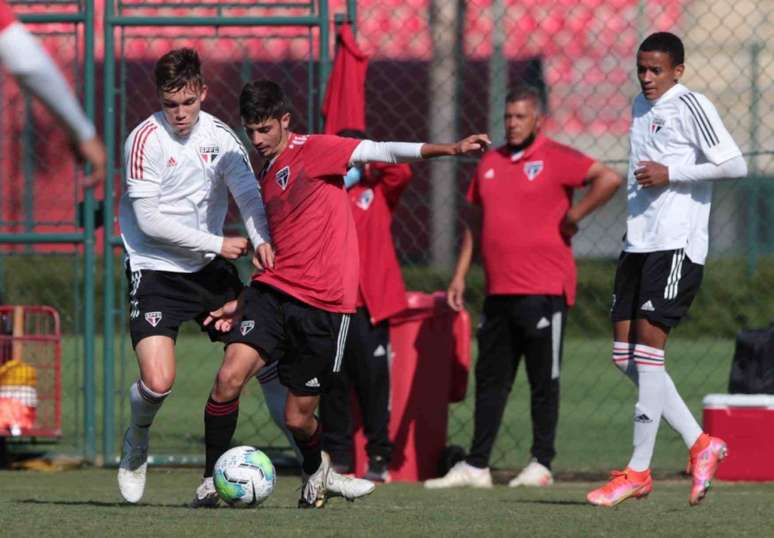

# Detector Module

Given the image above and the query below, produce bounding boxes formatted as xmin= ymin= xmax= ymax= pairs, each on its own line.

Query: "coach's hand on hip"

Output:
xmin=634 ymin=161 xmax=669 ymax=188
xmin=221 ymin=236 xmax=249 ymax=259
xmin=447 ymin=276 xmax=466 ymax=312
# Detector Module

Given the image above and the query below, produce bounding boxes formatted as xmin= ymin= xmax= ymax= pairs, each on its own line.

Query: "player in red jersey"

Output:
xmin=0 ymin=0 xmax=105 ymax=185
xmin=197 ymin=79 xmax=489 ymax=508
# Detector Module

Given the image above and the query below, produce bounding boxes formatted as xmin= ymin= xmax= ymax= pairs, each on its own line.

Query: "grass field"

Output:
xmin=1 ymin=468 xmax=773 ymax=537
xmin=37 ymin=335 xmax=737 ymax=474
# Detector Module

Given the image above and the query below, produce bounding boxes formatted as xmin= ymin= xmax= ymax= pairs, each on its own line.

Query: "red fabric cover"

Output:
xmin=322 ymin=23 xmax=369 ymax=135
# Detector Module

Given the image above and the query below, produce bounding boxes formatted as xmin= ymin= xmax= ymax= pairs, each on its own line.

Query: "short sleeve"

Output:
xmin=556 ymin=145 xmax=595 ymax=188
xmin=465 ymin=166 xmax=481 ymax=206
xmin=372 ymin=163 xmax=412 ymax=210
xmin=124 ymin=125 xmax=163 ymax=198
xmin=304 ymin=135 xmax=362 ymax=178
xmin=679 ymin=92 xmax=742 ymax=165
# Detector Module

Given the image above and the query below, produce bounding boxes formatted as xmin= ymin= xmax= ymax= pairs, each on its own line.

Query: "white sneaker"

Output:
xmin=508 ymin=459 xmax=554 ymax=487
xmin=117 ymin=426 xmax=149 ymax=503
xmin=190 ymin=476 xmax=220 ymax=508
xmin=424 ymin=461 xmax=493 ymax=489
xmin=327 ymin=470 xmax=376 ymax=501
xmin=298 ymin=451 xmax=330 ymax=509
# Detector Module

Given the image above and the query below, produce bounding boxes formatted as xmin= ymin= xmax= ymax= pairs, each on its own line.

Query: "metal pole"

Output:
xmin=488 ymin=0 xmax=506 ymax=146
xmin=82 ymin=0 xmax=97 ymax=463
xmin=102 ymin=0 xmax=117 ymax=465
xmin=746 ymin=42 xmax=761 ymax=275
xmin=317 ymin=0 xmax=331 ymax=133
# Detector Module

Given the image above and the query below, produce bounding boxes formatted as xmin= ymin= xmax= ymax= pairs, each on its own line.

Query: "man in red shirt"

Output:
xmin=200 ymin=79 xmax=490 ymax=508
xmin=425 ymin=84 xmax=621 ymax=489
xmin=319 ymin=129 xmax=413 ymax=482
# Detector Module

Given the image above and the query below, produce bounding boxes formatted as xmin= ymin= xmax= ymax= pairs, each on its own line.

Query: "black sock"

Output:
xmin=204 ymin=396 xmax=239 ymax=478
xmin=293 ymin=419 xmax=322 ymax=475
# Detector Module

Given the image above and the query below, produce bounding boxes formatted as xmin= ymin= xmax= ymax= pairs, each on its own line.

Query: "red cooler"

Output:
xmin=703 ymin=394 xmax=774 ymax=481
xmin=352 ymin=292 xmax=471 ymax=481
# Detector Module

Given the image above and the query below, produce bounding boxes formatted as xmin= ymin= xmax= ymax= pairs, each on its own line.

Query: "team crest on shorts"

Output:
xmin=650 ymin=116 xmax=665 ymax=135
xmin=199 ymin=144 xmax=220 ymax=163
xmin=275 ymin=166 xmax=290 ymax=191
xmin=144 ymin=311 xmax=162 ymax=327
xmin=524 ymin=160 xmax=544 ymax=181
xmin=356 ymin=188 xmax=374 ymax=210
xmin=240 ymin=320 xmax=255 ymax=336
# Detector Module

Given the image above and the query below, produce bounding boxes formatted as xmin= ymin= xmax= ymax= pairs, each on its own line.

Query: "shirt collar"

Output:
xmin=648 ymin=83 xmax=687 ymax=106
xmin=504 ymin=133 xmax=547 ymax=162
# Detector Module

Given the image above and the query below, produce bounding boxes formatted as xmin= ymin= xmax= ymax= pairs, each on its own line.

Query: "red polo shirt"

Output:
xmin=350 ymin=163 xmax=412 ymax=323
xmin=253 ymin=133 xmax=362 ymax=313
xmin=466 ymin=135 xmax=594 ymax=306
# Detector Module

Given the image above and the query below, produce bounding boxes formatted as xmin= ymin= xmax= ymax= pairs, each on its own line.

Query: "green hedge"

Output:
xmin=1 ymin=254 xmax=773 ymax=338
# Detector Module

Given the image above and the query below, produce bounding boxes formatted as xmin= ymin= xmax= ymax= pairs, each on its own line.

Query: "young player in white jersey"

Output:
xmin=586 ymin=32 xmax=747 ymax=507
xmin=117 ymin=48 xmax=273 ymax=504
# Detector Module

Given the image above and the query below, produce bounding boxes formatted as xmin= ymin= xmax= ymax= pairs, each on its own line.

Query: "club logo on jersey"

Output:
xmin=199 ymin=145 xmax=220 ymax=163
xmin=356 ymin=188 xmax=374 ymax=210
xmin=240 ymin=320 xmax=255 ymax=336
xmin=650 ymin=116 xmax=665 ymax=135
xmin=275 ymin=166 xmax=291 ymax=191
xmin=524 ymin=160 xmax=544 ymax=181
xmin=144 ymin=311 xmax=162 ymax=327
xmin=483 ymin=168 xmax=495 ymax=180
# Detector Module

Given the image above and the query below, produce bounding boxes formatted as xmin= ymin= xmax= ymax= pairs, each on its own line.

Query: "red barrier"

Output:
xmin=352 ymin=291 xmax=471 ymax=482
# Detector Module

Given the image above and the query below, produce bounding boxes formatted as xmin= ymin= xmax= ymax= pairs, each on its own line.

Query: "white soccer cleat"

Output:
xmin=327 ymin=469 xmax=376 ymax=501
xmin=298 ymin=451 xmax=330 ymax=508
xmin=508 ymin=459 xmax=554 ymax=487
xmin=117 ymin=426 xmax=149 ymax=503
xmin=424 ymin=461 xmax=493 ymax=489
xmin=190 ymin=476 xmax=220 ymax=508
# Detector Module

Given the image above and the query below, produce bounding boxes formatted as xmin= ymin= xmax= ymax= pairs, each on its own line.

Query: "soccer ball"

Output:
xmin=213 ymin=446 xmax=276 ymax=507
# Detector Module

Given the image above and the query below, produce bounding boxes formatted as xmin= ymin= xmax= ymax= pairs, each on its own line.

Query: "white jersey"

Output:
xmin=624 ymin=83 xmax=742 ymax=264
xmin=119 ymin=110 xmax=258 ymax=272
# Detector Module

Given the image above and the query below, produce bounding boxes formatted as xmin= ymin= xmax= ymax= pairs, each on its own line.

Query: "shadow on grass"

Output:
xmin=16 ymin=498 xmax=299 ymax=510
xmin=508 ymin=499 xmax=588 ymax=506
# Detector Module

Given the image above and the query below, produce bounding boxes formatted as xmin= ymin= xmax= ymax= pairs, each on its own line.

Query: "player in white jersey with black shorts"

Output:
xmin=586 ymin=32 xmax=747 ymax=508
xmin=117 ymin=48 xmax=273 ymax=504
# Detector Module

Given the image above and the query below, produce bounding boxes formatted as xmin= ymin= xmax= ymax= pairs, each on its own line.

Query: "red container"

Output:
xmin=703 ymin=394 xmax=774 ymax=481
xmin=351 ymin=292 xmax=471 ymax=482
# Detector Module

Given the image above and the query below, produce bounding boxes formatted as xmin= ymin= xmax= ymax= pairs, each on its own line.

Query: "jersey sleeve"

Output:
xmin=679 ymin=92 xmax=742 ymax=165
xmin=465 ymin=165 xmax=482 ymax=206
xmin=217 ymin=125 xmax=257 ymax=199
xmin=123 ymin=125 xmax=163 ymax=198
xmin=0 ymin=1 xmax=16 ymax=32
xmin=305 ymin=135 xmax=362 ymax=178
xmin=371 ymin=163 xmax=412 ymax=210
xmin=557 ymin=145 xmax=595 ymax=188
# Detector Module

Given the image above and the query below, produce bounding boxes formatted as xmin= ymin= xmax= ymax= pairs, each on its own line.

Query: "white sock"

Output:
xmin=612 ymin=342 xmax=701 ymax=449
xmin=257 ymin=364 xmax=300 ymax=459
xmin=129 ymin=379 xmax=169 ymax=441
xmin=627 ymin=344 xmax=666 ymax=471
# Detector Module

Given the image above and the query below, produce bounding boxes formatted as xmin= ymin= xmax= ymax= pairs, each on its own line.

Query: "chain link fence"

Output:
xmin=2 ymin=0 xmax=772 ymax=473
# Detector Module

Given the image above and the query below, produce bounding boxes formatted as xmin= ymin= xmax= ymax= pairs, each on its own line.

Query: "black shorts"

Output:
xmin=610 ymin=249 xmax=703 ymax=328
xmin=126 ymin=257 xmax=244 ymax=348
xmin=222 ymin=283 xmax=350 ymax=397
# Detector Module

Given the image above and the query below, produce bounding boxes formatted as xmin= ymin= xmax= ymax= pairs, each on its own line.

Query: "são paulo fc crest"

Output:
xmin=240 ymin=320 xmax=255 ymax=336
xmin=199 ymin=144 xmax=220 ymax=163
xmin=144 ymin=311 xmax=162 ymax=327
xmin=275 ymin=166 xmax=291 ymax=191
xmin=524 ymin=160 xmax=544 ymax=181
xmin=356 ymin=188 xmax=374 ymax=210
xmin=650 ymin=116 xmax=665 ymax=135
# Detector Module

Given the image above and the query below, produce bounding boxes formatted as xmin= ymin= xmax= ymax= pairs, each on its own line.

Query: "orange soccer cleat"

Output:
xmin=587 ymin=468 xmax=653 ymax=507
xmin=688 ymin=433 xmax=728 ymax=506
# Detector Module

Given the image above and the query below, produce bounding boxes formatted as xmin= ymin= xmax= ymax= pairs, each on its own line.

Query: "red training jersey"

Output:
xmin=351 ymin=162 xmax=412 ymax=323
xmin=253 ymin=133 xmax=362 ymax=313
xmin=0 ymin=1 xmax=16 ymax=31
xmin=466 ymin=134 xmax=594 ymax=306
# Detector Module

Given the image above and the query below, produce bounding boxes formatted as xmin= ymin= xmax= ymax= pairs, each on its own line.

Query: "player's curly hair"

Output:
xmin=154 ymin=48 xmax=205 ymax=94
xmin=639 ymin=32 xmax=684 ymax=66
xmin=239 ymin=80 xmax=291 ymax=124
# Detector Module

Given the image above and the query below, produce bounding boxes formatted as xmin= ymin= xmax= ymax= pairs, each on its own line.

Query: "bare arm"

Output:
xmin=349 ymin=134 xmax=491 ymax=165
xmin=562 ymin=161 xmax=622 ymax=240
xmin=448 ymin=205 xmax=482 ymax=311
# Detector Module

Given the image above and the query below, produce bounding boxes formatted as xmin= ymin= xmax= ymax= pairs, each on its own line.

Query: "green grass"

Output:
xmin=38 ymin=334 xmax=738 ymax=474
xmin=1 ymin=468 xmax=772 ymax=536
